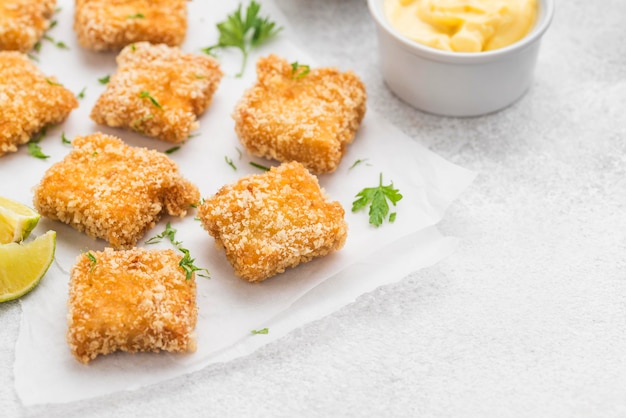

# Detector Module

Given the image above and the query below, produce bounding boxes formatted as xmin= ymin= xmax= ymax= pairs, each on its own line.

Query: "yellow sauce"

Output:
xmin=384 ymin=0 xmax=538 ymax=52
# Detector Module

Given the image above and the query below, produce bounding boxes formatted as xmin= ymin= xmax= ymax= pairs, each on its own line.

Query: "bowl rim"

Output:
xmin=367 ymin=0 xmax=555 ymax=64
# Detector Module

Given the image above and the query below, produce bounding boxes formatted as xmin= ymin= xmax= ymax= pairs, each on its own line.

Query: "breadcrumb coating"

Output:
xmin=0 ymin=0 xmax=56 ymax=52
xmin=233 ymin=54 xmax=367 ymax=174
xmin=0 ymin=51 xmax=78 ymax=156
xmin=67 ymin=247 xmax=198 ymax=364
xmin=91 ymin=42 xmax=222 ymax=143
xmin=74 ymin=0 xmax=187 ymax=51
xmin=198 ymin=161 xmax=348 ymax=282
xmin=33 ymin=132 xmax=200 ymax=249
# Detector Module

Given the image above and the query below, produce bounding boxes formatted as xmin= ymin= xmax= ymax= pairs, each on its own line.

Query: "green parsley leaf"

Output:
xmin=249 ymin=161 xmax=270 ymax=171
xmin=27 ymin=142 xmax=49 ymax=159
xmin=127 ymin=13 xmax=145 ymax=19
xmin=203 ymin=1 xmax=282 ymax=78
xmin=178 ymin=248 xmax=210 ymax=280
xmin=352 ymin=173 xmax=403 ymax=227
xmin=165 ymin=146 xmax=181 ymax=154
xmin=61 ymin=132 xmax=71 ymax=144
xmin=98 ymin=75 xmax=110 ymax=84
xmin=139 ymin=90 xmax=163 ymax=109
xmin=132 ymin=113 xmax=154 ymax=132
xmin=251 ymin=328 xmax=269 ymax=335
xmin=85 ymin=252 xmax=97 ymax=272
xmin=145 ymin=222 xmax=181 ymax=246
xmin=349 ymin=158 xmax=371 ymax=170
xmin=225 ymin=156 xmax=237 ymax=170
xmin=290 ymin=61 xmax=310 ymax=79
xmin=77 ymin=87 xmax=86 ymax=99
xmin=45 ymin=78 xmax=62 ymax=86
xmin=145 ymin=223 xmax=210 ymax=280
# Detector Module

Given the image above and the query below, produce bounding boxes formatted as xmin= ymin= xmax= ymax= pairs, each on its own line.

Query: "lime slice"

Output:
xmin=0 ymin=230 xmax=56 ymax=302
xmin=0 ymin=196 xmax=41 ymax=244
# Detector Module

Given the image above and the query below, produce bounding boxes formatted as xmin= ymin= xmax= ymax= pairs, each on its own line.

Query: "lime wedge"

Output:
xmin=0 ymin=196 xmax=41 ymax=244
xmin=0 ymin=230 xmax=56 ymax=302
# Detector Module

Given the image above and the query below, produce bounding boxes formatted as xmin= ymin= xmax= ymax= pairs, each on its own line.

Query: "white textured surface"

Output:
xmin=3 ymin=0 xmax=626 ymax=416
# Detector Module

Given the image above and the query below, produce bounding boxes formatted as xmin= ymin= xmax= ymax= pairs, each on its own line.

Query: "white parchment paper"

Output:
xmin=0 ymin=0 xmax=475 ymax=405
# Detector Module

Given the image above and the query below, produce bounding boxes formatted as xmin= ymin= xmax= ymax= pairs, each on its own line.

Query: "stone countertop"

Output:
xmin=3 ymin=0 xmax=626 ymax=416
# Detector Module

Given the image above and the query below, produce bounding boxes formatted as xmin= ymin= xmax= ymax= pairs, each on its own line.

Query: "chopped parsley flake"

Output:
xmin=139 ymin=90 xmax=163 ymax=109
xmin=249 ymin=161 xmax=270 ymax=171
xmin=27 ymin=143 xmax=49 ymax=159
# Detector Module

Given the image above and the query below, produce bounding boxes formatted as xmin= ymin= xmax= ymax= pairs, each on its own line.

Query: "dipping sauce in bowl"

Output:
xmin=368 ymin=0 xmax=554 ymax=117
xmin=385 ymin=0 xmax=538 ymax=53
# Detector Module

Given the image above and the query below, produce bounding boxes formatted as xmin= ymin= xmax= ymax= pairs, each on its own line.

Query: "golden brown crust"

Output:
xmin=91 ymin=42 xmax=222 ymax=143
xmin=0 ymin=0 xmax=56 ymax=52
xmin=233 ymin=54 xmax=367 ymax=174
xmin=0 ymin=51 xmax=78 ymax=156
xmin=67 ymin=247 xmax=198 ymax=364
xmin=198 ymin=161 xmax=348 ymax=282
xmin=74 ymin=0 xmax=187 ymax=51
xmin=33 ymin=132 xmax=200 ymax=249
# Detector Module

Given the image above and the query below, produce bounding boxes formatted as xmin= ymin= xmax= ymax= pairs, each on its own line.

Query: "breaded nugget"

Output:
xmin=233 ymin=54 xmax=367 ymax=174
xmin=0 ymin=0 xmax=56 ymax=52
xmin=0 ymin=51 xmax=78 ymax=156
xmin=91 ymin=42 xmax=222 ymax=143
xmin=74 ymin=0 xmax=187 ymax=51
xmin=67 ymin=247 xmax=198 ymax=364
xmin=198 ymin=161 xmax=347 ymax=282
xmin=33 ymin=132 xmax=200 ymax=249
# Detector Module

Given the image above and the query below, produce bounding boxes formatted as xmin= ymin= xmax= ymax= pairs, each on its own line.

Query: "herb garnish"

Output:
xmin=251 ymin=328 xmax=269 ymax=335
xmin=145 ymin=222 xmax=210 ymax=280
xmin=127 ymin=13 xmax=145 ymax=19
xmin=27 ymin=143 xmax=49 ymax=159
xmin=165 ymin=146 xmax=180 ymax=154
xmin=225 ymin=156 xmax=237 ymax=170
xmin=132 ymin=114 xmax=154 ymax=132
xmin=61 ymin=132 xmax=71 ymax=144
xmin=139 ymin=90 xmax=163 ymax=109
xmin=349 ymin=158 xmax=371 ymax=170
xmin=85 ymin=252 xmax=97 ymax=272
xmin=202 ymin=1 xmax=281 ymax=78
xmin=45 ymin=78 xmax=62 ymax=86
xmin=27 ymin=126 xmax=50 ymax=159
xmin=77 ymin=87 xmax=86 ymax=99
xmin=43 ymin=35 xmax=69 ymax=50
xmin=249 ymin=161 xmax=270 ymax=171
xmin=290 ymin=61 xmax=310 ymax=79
xmin=98 ymin=75 xmax=110 ymax=84
xmin=352 ymin=173 xmax=403 ymax=227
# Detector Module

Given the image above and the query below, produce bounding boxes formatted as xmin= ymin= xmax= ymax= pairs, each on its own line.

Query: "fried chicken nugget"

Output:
xmin=0 ymin=51 xmax=78 ymax=157
xmin=33 ymin=132 xmax=200 ymax=249
xmin=67 ymin=247 xmax=198 ymax=364
xmin=233 ymin=55 xmax=367 ymax=174
xmin=0 ymin=0 xmax=56 ymax=52
xmin=74 ymin=0 xmax=187 ymax=51
xmin=91 ymin=42 xmax=222 ymax=143
xmin=198 ymin=161 xmax=348 ymax=282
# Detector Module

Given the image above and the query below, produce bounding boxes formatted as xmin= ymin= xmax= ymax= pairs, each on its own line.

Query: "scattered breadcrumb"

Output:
xmin=91 ymin=42 xmax=222 ymax=143
xmin=0 ymin=0 xmax=56 ymax=52
xmin=67 ymin=247 xmax=198 ymax=364
xmin=74 ymin=0 xmax=188 ymax=51
xmin=198 ymin=161 xmax=348 ymax=282
xmin=233 ymin=54 xmax=367 ymax=174
xmin=33 ymin=132 xmax=200 ymax=249
xmin=0 ymin=51 xmax=78 ymax=157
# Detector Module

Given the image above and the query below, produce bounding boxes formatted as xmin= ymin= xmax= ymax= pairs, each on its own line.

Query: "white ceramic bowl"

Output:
xmin=368 ymin=0 xmax=555 ymax=117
